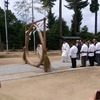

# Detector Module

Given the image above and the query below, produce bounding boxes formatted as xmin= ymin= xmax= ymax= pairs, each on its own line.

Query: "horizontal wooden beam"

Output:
xmin=24 ymin=17 xmax=46 ymax=27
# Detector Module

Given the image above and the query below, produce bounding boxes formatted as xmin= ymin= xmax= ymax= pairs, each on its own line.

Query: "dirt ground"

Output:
xmin=0 ymin=50 xmax=100 ymax=100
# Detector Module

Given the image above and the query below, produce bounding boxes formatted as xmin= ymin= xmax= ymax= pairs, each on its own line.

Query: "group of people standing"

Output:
xmin=61 ymin=38 xmax=100 ymax=68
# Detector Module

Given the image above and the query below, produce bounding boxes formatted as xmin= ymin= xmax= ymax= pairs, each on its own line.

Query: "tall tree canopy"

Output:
xmin=40 ymin=0 xmax=56 ymax=8
xmin=40 ymin=0 xmax=57 ymax=30
xmin=46 ymin=9 xmax=56 ymax=29
xmin=64 ymin=0 xmax=89 ymax=36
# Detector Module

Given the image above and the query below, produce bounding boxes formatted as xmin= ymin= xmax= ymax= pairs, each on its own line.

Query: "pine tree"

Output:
xmin=40 ymin=0 xmax=57 ymax=30
xmin=64 ymin=0 xmax=89 ymax=36
xmin=46 ymin=9 xmax=56 ymax=29
xmin=90 ymin=0 xmax=99 ymax=35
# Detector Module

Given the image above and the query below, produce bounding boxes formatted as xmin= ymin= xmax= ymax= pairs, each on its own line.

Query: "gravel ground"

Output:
xmin=0 ymin=59 xmax=83 ymax=75
xmin=0 ymin=51 xmax=99 ymax=100
xmin=0 ymin=59 xmax=90 ymax=83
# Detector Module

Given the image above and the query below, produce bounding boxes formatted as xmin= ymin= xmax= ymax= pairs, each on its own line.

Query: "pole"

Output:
xmin=59 ymin=0 xmax=62 ymax=50
xmin=4 ymin=0 xmax=9 ymax=53
xmin=74 ymin=0 xmax=77 ymax=36
xmin=44 ymin=18 xmax=46 ymax=49
xmin=32 ymin=0 xmax=35 ymax=52
xmin=95 ymin=10 xmax=97 ymax=35
xmin=32 ymin=0 xmax=34 ymax=22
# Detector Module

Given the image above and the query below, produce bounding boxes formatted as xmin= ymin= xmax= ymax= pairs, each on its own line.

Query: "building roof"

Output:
xmin=61 ymin=36 xmax=81 ymax=40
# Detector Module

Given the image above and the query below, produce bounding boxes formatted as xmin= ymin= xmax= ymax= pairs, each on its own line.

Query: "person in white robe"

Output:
xmin=61 ymin=40 xmax=70 ymax=62
xmin=36 ymin=44 xmax=43 ymax=60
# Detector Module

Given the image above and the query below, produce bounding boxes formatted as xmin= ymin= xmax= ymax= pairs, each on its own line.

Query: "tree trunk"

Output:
xmin=74 ymin=0 xmax=77 ymax=36
xmin=95 ymin=11 xmax=97 ymax=35
xmin=59 ymin=0 xmax=62 ymax=49
xmin=0 ymin=33 xmax=1 ymax=51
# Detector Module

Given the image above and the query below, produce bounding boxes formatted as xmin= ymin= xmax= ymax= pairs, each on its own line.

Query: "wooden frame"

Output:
xmin=23 ymin=18 xmax=50 ymax=72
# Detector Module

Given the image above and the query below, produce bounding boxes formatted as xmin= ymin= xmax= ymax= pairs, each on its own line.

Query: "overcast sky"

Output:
xmin=0 ymin=0 xmax=100 ymax=33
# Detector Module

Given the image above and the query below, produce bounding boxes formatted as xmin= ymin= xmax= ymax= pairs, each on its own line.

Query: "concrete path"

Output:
xmin=0 ymin=60 xmax=82 ymax=75
xmin=0 ymin=60 xmax=89 ymax=81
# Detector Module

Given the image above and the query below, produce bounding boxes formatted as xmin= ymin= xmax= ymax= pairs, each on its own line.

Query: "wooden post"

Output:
xmin=44 ymin=18 xmax=46 ymax=50
xmin=0 ymin=82 xmax=1 ymax=88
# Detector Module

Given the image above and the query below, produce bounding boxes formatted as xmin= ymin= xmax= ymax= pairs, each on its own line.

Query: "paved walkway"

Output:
xmin=0 ymin=60 xmax=89 ymax=82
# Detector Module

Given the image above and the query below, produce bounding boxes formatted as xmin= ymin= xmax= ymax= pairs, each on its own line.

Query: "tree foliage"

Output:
xmin=40 ymin=0 xmax=56 ymax=8
xmin=0 ymin=7 xmax=5 ymax=42
xmin=90 ymin=0 xmax=99 ymax=13
xmin=0 ymin=7 xmax=24 ymax=50
xmin=46 ymin=9 xmax=56 ymax=29
xmin=70 ymin=9 xmax=82 ymax=36
xmin=46 ymin=18 xmax=70 ymax=50
xmin=40 ymin=0 xmax=57 ymax=30
xmin=78 ymin=25 xmax=94 ymax=40
xmin=64 ymin=0 xmax=89 ymax=36
xmin=1 ymin=1 xmax=100 ymax=51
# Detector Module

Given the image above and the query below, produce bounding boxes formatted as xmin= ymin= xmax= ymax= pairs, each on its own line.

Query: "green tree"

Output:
xmin=6 ymin=10 xmax=23 ymax=49
xmin=90 ymin=0 xmax=99 ymax=35
xmin=96 ymin=32 xmax=100 ymax=40
xmin=46 ymin=9 xmax=56 ymax=29
xmin=40 ymin=0 xmax=57 ymax=29
xmin=46 ymin=18 xmax=69 ymax=50
xmin=40 ymin=0 xmax=56 ymax=8
xmin=8 ymin=19 xmax=23 ymax=49
xmin=40 ymin=0 xmax=63 ymax=49
xmin=64 ymin=0 xmax=89 ymax=36
xmin=0 ymin=7 xmax=24 ymax=50
xmin=71 ymin=9 xmax=82 ymax=36
xmin=0 ymin=7 xmax=5 ymax=50
xmin=90 ymin=0 xmax=99 ymax=13
xmin=78 ymin=25 xmax=94 ymax=40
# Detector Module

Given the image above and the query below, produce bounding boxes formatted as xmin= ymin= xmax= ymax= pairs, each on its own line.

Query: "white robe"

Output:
xmin=36 ymin=44 xmax=43 ymax=59
xmin=61 ymin=42 xmax=70 ymax=62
